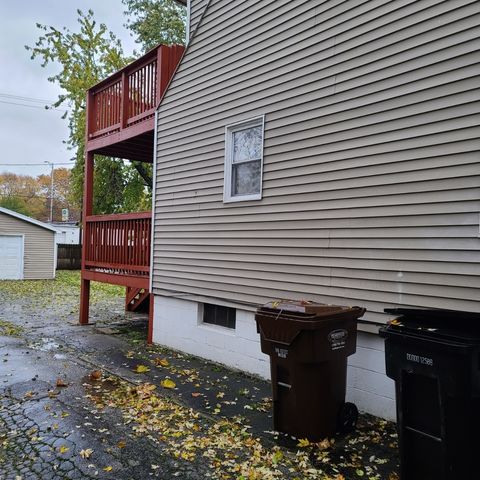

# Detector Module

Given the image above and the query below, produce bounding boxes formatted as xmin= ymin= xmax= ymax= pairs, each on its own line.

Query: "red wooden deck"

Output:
xmin=82 ymin=212 xmax=151 ymax=288
xmin=86 ymin=44 xmax=184 ymax=161
xmin=80 ymin=43 xmax=185 ymax=334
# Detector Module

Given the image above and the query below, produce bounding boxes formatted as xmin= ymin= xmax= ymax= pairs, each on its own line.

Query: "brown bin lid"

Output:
xmin=261 ymin=300 xmax=355 ymax=318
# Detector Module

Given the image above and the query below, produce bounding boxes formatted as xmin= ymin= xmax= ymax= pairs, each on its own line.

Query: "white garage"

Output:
xmin=0 ymin=207 xmax=57 ymax=280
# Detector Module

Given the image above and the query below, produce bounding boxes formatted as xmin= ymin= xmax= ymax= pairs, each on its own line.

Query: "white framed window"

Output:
xmin=223 ymin=116 xmax=265 ymax=203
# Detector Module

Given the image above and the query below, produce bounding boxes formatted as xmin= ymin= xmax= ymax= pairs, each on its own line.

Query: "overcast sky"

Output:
xmin=0 ymin=1 xmax=138 ymax=177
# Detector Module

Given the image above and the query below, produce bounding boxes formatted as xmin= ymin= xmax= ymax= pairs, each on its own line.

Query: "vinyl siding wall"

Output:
xmin=0 ymin=213 xmax=55 ymax=279
xmin=189 ymin=0 xmax=209 ymax=37
xmin=154 ymin=0 xmax=480 ymax=323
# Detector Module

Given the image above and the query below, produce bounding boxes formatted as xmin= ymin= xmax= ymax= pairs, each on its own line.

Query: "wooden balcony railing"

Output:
xmin=83 ymin=212 xmax=151 ymax=279
xmin=87 ymin=45 xmax=184 ymax=141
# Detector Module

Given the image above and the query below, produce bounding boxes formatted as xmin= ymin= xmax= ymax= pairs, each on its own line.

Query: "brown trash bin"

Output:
xmin=255 ymin=300 xmax=366 ymax=441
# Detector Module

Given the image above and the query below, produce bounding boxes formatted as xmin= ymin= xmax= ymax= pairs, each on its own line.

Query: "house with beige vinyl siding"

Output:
xmin=0 ymin=207 xmax=57 ymax=280
xmin=152 ymin=0 xmax=480 ymax=419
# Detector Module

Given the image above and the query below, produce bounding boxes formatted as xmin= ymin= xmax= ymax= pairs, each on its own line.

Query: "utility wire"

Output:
xmin=0 ymin=99 xmax=67 ymax=113
xmin=0 ymin=92 xmax=56 ymax=104
xmin=0 ymin=162 xmax=73 ymax=166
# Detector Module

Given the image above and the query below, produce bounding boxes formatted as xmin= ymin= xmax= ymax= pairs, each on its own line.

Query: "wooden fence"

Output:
xmin=57 ymin=244 xmax=82 ymax=270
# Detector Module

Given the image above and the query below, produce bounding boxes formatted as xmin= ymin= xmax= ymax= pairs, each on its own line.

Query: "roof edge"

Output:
xmin=0 ymin=207 xmax=59 ymax=233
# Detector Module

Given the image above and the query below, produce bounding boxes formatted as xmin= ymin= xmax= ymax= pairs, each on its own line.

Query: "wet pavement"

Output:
xmin=0 ymin=272 xmax=399 ymax=479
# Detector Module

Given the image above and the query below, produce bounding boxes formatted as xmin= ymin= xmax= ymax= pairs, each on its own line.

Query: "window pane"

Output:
xmin=233 ymin=126 xmax=262 ymax=162
xmin=203 ymin=303 xmax=236 ymax=329
xmin=232 ymin=160 xmax=261 ymax=196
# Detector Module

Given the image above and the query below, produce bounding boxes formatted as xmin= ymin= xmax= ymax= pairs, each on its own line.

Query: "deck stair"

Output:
xmin=125 ymin=287 xmax=150 ymax=313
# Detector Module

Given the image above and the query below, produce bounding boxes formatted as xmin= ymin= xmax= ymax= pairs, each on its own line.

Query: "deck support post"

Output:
xmin=147 ymin=294 xmax=154 ymax=345
xmin=79 ymin=151 xmax=94 ymax=325
xmin=79 ymin=278 xmax=91 ymax=325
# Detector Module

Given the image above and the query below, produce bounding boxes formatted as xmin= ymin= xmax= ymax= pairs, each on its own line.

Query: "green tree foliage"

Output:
xmin=123 ymin=0 xmax=186 ymax=51
xmin=123 ymin=166 xmax=152 ymax=213
xmin=27 ymin=6 xmax=184 ymax=215
xmin=26 ymin=10 xmax=126 ymax=159
xmin=0 ymin=196 xmax=32 ymax=217
xmin=26 ymin=10 xmax=130 ymax=214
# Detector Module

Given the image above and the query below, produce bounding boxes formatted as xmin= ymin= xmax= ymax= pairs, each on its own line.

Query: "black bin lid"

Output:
xmin=384 ymin=308 xmax=480 ymax=343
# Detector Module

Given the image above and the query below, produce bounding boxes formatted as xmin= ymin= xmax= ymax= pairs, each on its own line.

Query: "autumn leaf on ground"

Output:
xmin=103 ymin=466 xmax=113 ymax=472
xmin=216 ymin=391 xmax=225 ymax=399
xmin=117 ymin=440 xmax=126 ymax=449
xmin=47 ymin=390 xmax=59 ymax=398
xmin=297 ymin=438 xmax=311 ymax=448
xmin=58 ymin=445 xmax=69 ymax=454
xmin=153 ymin=357 xmax=169 ymax=367
xmin=191 ymin=392 xmax=202 ymax=398
xmin=272 ymin=450 xmax=283 ymax=464
xmin=79 ymin=448 xmax=93 ymax=459
xmin=136 ymin=383 xmax=156 ymax=398
xmin=316 ymin=438 xmax=333 ymax=450
xmin=56 ymin=378 xmax=68 ymax=388
xmin=160 ymin=379 xmax=176 ymax=389
xmin=125 ymin=351 xmax=135 ymax=358
xmin=89 ymin=370 xmax=102 ymax=381
xmin=134 ymin=364 xmax=150 ymax=373
xmin=24 ymin=391 xmax=34 ymax=399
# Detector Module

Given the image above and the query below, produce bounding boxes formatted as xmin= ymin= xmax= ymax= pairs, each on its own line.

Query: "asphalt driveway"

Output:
xmin=0 ymin=271 xmax=399 ymax=479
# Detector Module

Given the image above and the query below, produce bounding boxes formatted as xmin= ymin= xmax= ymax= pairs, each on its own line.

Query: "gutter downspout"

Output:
xmin=148 ymin=110 xmax=159 ymax=344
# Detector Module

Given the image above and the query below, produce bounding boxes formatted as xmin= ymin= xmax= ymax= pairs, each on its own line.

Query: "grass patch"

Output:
xmin=0 ymin=271 xmax=124 ymax=302
xmin=0 ymin=319 xmax=23 ymax=336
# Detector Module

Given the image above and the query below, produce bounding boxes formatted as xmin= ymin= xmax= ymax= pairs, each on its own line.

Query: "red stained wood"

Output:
xmin=80 ymin=44 xmax=184 ymax=325
xmin=83 ymin=270 xmax=150 ymax=289
xmin=83 ymin=214 xmax=151 ymax=274
xmin=79 ymin=278 xmax=91 ymax=325
xmin=86 ymin=44 xmax=184 ymax=157
xmin=85 ymin=118 xmax=155 ymax=153
xmin=85 ymin=211 xmax=151 ymax=222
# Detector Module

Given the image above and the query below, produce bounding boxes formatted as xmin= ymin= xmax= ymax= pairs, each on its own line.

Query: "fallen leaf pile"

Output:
xmin=85 ymin=377 xmax=398 ymax=479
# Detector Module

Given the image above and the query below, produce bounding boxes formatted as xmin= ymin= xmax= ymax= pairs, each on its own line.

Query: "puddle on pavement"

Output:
xmin=28 ymin=338 xmax=61 ymax=352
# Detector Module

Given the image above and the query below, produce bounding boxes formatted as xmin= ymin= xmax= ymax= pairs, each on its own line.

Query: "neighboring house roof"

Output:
xmin=175 ymin=0 xmax=187 ymax=4
xmin=0 ymin=207 xmax=58 ymax=233
xmin=51 ymin=222 xmax=79 ymax=229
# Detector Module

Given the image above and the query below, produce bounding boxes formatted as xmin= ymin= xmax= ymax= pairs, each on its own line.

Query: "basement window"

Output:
xmin=202 ymin=303 xmax=236 ymax=329
xmin=224 ymin=116 xmax=265 ymax=203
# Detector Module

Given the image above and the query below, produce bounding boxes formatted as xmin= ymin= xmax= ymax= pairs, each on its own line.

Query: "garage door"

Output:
xmin=0 ymin=235 xmax=23 ymax=279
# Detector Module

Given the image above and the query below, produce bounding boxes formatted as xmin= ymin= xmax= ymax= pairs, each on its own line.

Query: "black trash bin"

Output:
xmin=255 ymin=300 xmax=366 ymax=441
xmin=380 ymin=308 xmax=480 ymax=480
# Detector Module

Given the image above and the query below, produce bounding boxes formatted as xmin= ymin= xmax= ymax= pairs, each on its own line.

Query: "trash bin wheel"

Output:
xmin=337 ymin=402 xmax=358 ymax=434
